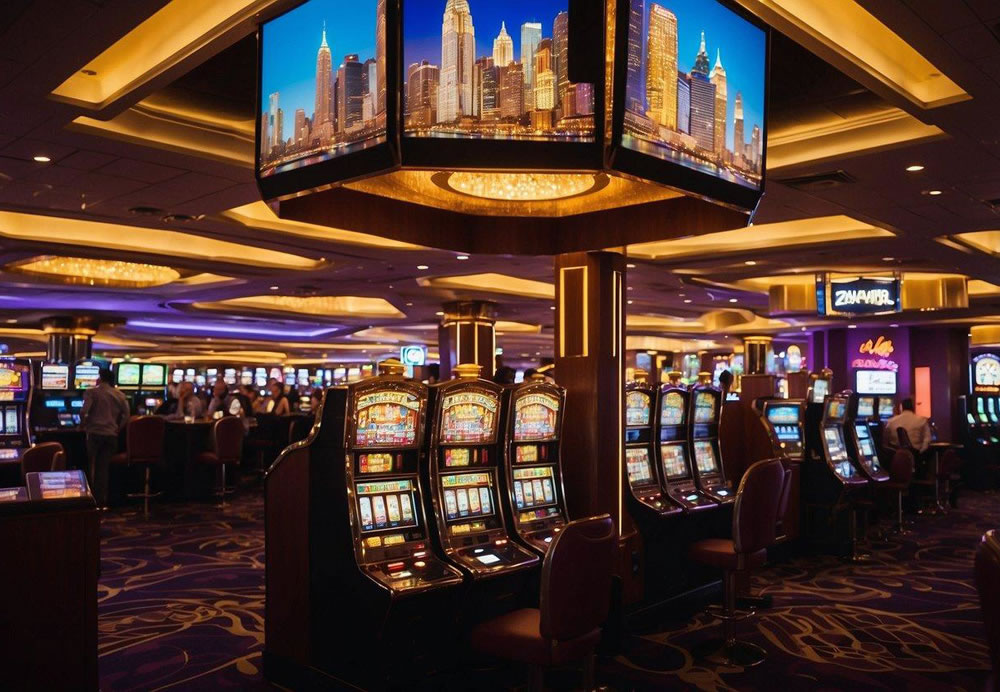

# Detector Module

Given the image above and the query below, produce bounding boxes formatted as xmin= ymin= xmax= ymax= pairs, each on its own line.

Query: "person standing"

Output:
xmin=80 ymin=367 xmax=130 ymax=509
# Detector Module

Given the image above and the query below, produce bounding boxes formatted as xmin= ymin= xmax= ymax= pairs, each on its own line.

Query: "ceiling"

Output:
xmin=1 ymin=0 xmax=1000 ymax=369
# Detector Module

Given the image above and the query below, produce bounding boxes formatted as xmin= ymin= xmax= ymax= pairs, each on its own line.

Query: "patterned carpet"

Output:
xmin=97 ymin=490 xmax=998 ymax=691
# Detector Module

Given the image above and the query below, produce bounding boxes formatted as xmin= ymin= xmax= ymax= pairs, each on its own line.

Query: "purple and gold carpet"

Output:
xmin=97 ymin=491 xmax=997 ymax=690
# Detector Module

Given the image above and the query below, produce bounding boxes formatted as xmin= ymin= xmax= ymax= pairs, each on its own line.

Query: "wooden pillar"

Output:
xmin=437 ymin=301 xmax=497 ymax=378
xmin=743 ymin=335 xmax=773 ymax=375
xmin=553 ymin=251 xmax=641 ymax=601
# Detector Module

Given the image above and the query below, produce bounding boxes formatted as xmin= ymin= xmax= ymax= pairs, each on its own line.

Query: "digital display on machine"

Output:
xmin=766 ymin=404 xmax=799 ymax=426
xmin=693 ymin=440 xmax=719 ymax=474
xmin=855 ymin=424 xmax=876 ymax=459
xmin=40 ymin=364 xmax=69 ymax=390
xmin=810 ymin=378 xmax=829 ymax=404
xmin=356 ymin=479 xmax=419 ymax=532
xmin=358 ymin=452 xmax=395 ymax=474
xmin=515 ymin=445 xmax=539 ymax=463
xmin=513 ymin=393 xmax=559 ymax=441
xmin=512 ymin=466 xmax=557 ymax=511
xmin=620 ymin=0 xmax=766 ymax=191
xmin=441 ymin=391 xmax=498 ymax=444
xmin=172 ymin=368 xmax=184 ymax=383
xmin=224 ymin=368 xmax=237 ymax=385
xmin=445 ymin=448 xmax=472 ymax=466
xmin=823 ymin=427 xmax=848 ymax=462
xmin=626 ymin=391 xmax=652 ymax=426
xmin=240 ymin=370 xmax=253 ymax=385
xmin=29 ymin=470 xmax=89 ymax=500
xmin=116 ymin=363 xmax=141 ymax=387
xmin=856 ymin=397 xmax=875 ymax=418
xmin=826 ymin=398 xmax=846 ymax=422
xmin=878 ymin=398 xmax=894 ymax=418
xmin=254 ymin=368 xmax=267 ymax=387
xmin=441 ymin=472 xmax=494 ymax=521
xmin=141 ymin=364 xmax=167 ymax=388
xmin=626 ymin=447 xmax=654 ymax=485
xmin=297 ymin=369 xmax=309 ymax=386
xmin=73 ymin=365 xmax=100 ymax=390
xmin=660 ymin=443 xmax=688 ymax=479
xmin=660 ymin=391 xmax=685 ymax=425
xmin=693 ymin=391 xmax=716 ymax=423
xmin=1 ymin=407 xmax=19 ymax=434
xmin=856 ymin=370 xmax=896 ymax=395
xmin=355 ymin=390 xmax=421 ymax=447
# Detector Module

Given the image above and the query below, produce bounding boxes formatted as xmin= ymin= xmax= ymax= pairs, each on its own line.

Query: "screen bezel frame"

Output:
xmin=608 ymin=0 xmax=770 ymax=212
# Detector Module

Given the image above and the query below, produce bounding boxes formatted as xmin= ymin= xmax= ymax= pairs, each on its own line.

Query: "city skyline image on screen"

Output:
xmin=259 ymin=0 xmax=387 ymax=178
xmin=622 ymin=0 xmax=765 ymax=189
xmin=403 ymin=0 xmax=594 ymax=141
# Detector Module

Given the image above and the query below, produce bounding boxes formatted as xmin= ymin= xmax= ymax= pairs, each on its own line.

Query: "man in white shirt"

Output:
xmin=885 ymin=398 xmax=931 ymax=453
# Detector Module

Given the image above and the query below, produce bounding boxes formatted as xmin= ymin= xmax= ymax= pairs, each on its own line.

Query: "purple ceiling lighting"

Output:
xmin=126 ymin=319 xmax=343 ymax=339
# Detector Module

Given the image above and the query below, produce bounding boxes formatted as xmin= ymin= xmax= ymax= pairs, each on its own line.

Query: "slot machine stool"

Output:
xmin=111 ymin=415 xmax=166 ymax=518
xmin=468 ymin=515 xmax=615 ymax=692
xmin=196 ymin=416 xmax=245 ymax=505
xmin=688 ymin=458 xmax=785 ymax=668
xmin=883 ymin=449 xmax=915 ymax=535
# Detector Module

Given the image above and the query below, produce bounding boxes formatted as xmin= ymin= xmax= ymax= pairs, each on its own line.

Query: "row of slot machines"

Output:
xmin=0 ymin=359 xmax=32 ymax=462
xmin=958 ymin=393 xmax=1000 ymax=447
xmin=621 ymin=381 xmax=734 ymax=518
xmin=265 ymin=362 xmax=569 ymax=687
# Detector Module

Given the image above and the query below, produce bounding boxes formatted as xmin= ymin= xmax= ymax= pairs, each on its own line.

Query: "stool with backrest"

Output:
xmin=937 ymin=448 xmax=962 ymax=511
xmin=110 ymin=415 xmax=166 ymax=517
xmin=20 ymin=442 xmax=65 ymax=483
xmin=197 ymin=415 xmax=245 ymax=504
xmin=974 ymin=529 xmax=1000 ymax=691
xmin=740 ymin=462 xmax=792 ymax=610
xmin=689 ymin=458 xmax=785 ymax=667
xmin=884 ymin=448 xmax=914 ymax=534
xmin=468 ymin=514 xmax=616 ymax=691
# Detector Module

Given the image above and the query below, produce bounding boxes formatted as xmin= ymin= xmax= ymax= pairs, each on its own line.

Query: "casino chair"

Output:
xmin=196 ymin=416 xmax=245 ymax=504
xmin=468 ymin=514 xmax=615 ymax=692
xmin=936 ymin=448 xmax=963 ymax=511
xmin=883 ymin=448 xmax=915 ymax=535
xmin=111 ymin=415 xmax=166 ymax=518
xmin=20 ymin=441 xmax=65 ymax=483
xmin=689 ymin=458 xmax=785 ymax=667
xmin=975 ymin=530 xmax=1000 ymax=691
xmin=739 ymin=462 xmax=793 ymax=610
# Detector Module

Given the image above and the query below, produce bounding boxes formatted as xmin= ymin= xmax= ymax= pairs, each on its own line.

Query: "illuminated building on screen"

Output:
xmin=407 ymin=60 xmax=440 ymax=127
xmin=499 ymin=61 xmax=524 ymax=119
xmin=646 ymin=4 xmax=678 ymax=129
xmin=314 ymin=26 xmax=333 ymax=131
xmin=337 ymin=54 xmax=364 ymax=133
xmin=520 ymin=21 xmax=541 ymax=108
xmin=534 ymin=38 xmax=555 ymax=111
xmin=626 ymin=0 xmax=644 ymax=112
xmin=677 ymin=71 xmax=690 ymax=134
xmin=493 ymin=21 xmax=513 ymax=67
xmin=439 ymin=0 xmax=476 ymax=122
xmin=376 ymin=0 xmax=386 ymax=112
xmin=553 ymin=12 xmax=568 ymax=114
xmin=733 ymin=91 xmax=744 ymax=163
xmin=710 ymin=50 xmax=727 ymax=158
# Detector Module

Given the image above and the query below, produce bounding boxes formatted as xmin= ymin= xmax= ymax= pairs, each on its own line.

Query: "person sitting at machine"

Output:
xmin=885 ymin=398 xmax=932 ymax=455
xmin=165 ymin=381 xmax=204 ymax=421
xmin=206 ymin=379 xmax=237 ymax=418
xmin=264 ymin=380 xmax=291 ymax=416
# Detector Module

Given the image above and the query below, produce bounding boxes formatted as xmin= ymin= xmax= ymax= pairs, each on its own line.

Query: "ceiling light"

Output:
xmin=890 ymin=323 xmax=899 ymax=328
xmin=456 ymin=255 xmax=469 ymax=261
xmin=905 ymin=165 xmax=924 ymax=172
xmin=848 ymin=324 xmax=857 ymax=329
xmin=417 ymin=265 xmax=429 ymax=270
xmin=5 ymin=319 xmax=16 ymax=324
xmin=435 ymin=311 xmax=444 ymax=316
xmin=627 ymin=299 xmax=633 ymax=305
xmin=269 ymin=285 xmax=279 ymax=290
xmin=683 ymin=299 xmax=692 ymax=303
xmin=7 ymin=255 xmax=179 ymax=288
xmin=882 ymin=256 xmax=895 ymax=261
xmin=549 ymin=306 xmax=556 ymax=310
xmin=626 ymin=263 xmax=636 ymax=269
xmin=442 ymin=172 xmax=600 ymax=201
xmin=405 ymin=302 xmax=413 ymax=306
xmin=744 ymin=260 xmax=757 ymax=266
xmin=32 ymin=155 xmax=50 ymax=163
xmin=801 ymin=326 xmax=807 ymax=331
xmin=728 ymin=298 xmax=738 ymax=303
xmin=926 ymin=189 xmax=943 ymax=196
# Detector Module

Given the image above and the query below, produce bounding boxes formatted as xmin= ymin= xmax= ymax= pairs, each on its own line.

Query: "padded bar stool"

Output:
xmin=469 ymin=514 xmax=616 ymax=691
xmin=20 ymin=442 xmax=65 ymax=483
xmin=197 ymin=416 xmax=245 ymax=504
xmin=740 ymin=462 xmax=792 ymax=610
xmin=111 ymin=415 xmax=166 ymax=517
xmin=689 ymin=458 xmax=785 ymax=668
xmin=936 ymin=448 xmax=962 ymax=512
xmin=884 ymin=448 xmax=915 ymax=534
xmin=975 ymin=530 xmax=1000 ymax=690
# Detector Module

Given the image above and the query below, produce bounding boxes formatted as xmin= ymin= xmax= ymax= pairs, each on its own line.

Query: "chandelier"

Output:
xmin=7 ymin=256 xmax=180 ymax=288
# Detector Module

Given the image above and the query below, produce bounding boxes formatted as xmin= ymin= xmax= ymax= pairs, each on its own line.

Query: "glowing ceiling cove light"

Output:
xmin=126 ymin=320 xmax=342 ymax=339
xmin=442 ymin=172 xmax=601 ymax=201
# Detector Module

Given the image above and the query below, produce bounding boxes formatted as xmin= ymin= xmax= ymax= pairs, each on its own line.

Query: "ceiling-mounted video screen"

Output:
xmin=257 ymin=0 xmax=394 ymax=198
xmin=613 ymin=0 xmax=768 ymax=210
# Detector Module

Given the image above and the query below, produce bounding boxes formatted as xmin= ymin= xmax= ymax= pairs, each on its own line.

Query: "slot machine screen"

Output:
xmin=207 ymin=368 xmax=218 ymax=380
xmin=626 ymin=447 xmax=654 ymax=485
xmin=660 ymin=391 xmax=685 ymax=425
xmin=826 ymin=398 xmax=846 ymax=421
xmin=254 ymin=368 xmax=268 ymax=387
xmin=626 ymin=391 xmax=651 ymax=427
xmin=32 ymin=470 xmax=90 ymax=499
xmin=513 ymin=392 xmax=559 ymax=441
xmin=73 ymin=365 xmax=100 ymax=390
xmin=878 ymin=398 xmax=895 ymax=419
xmin=269 ymin=367 xmax=282 ymax=382
xmin=823 ymin=427 xmax=848 ymax=462
xmin=810 ymin=378 xmax=829 ymax=404
xmin=660 ymin=443 xmax=688 ymax=479
xmin=0 ymin=363 xmax=28 ymax=397
xmin=240 ymin=370 xmax=253 ymax=386
xmin=856 ymin=397 xmax=875 ymax=418
xmin=284 ymin=373 xmax=296 ymax=386
xmin=347 ymin=367 xmax=361 ymax=382
xmin=766 ymin=404 xmax=801 ymax=441
xmin=4 ymin=407 xmax=19 ymax=434
xmin=141 ymin=364 xmax=167 ymax=388
xmin=855 ymin=424 xmax=876 ymax=458
xmin=194 ymin=375 xmax=206 ymax=388
xmin=116 ymin=363 xmax=141 ymax=387
xmin=693 ymin=440 xmax=719 ymax=474
xmin=440 ymin=391 xmax=498 ymax=444
xmin=358 ymin=452 xmax=395 ymax=474
xmin=40 ymin=364 xmax=69 ymax=390
xmin=172 ymin=368 xmax=184 ymax=383
xmin=185 ymin=368 xmax=195 ymax=382
xmin=693 ymin=392 xmax=716 ymax=423
xmin=355 ymin=479 xmax=419 ymax=532
xmin=441 ymin=472 xmax=495 ymax=523
xmin=297 ymin=369 xmax=310 ymax=387
xmin=355 ymin=390 xmax=421 ymax=447
xmin=511 ymin=466 xmax=558 ymax=514
xmin=334 ymin=367 xmax=347 ymax=382
xmin=224 ymin=368 xmax=237 ymax=385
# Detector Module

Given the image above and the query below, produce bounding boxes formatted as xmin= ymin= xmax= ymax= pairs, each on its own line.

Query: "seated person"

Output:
xmin=206 ymin=379 xmax=237 ymax=417
xmin=885 ymin=398 xmax=931 ymax=454
xmin=264 ymin=380 xmax=291 ymax=416
xmin=165 ymin=381 xmax=204 ymax=421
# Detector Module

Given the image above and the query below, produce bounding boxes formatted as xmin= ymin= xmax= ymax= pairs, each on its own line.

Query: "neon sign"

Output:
xmin=859 ymin=336 xmax=894 ymax=357
xmin=816 ymin=274 xmax=901 ymax=316
xmin=852 ymin=335 xmax=897 ymax=372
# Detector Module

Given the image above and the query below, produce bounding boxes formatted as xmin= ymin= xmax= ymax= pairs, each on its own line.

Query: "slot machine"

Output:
xmin=846 ymin=393 xmax=889 ymax=483
xmin=688 ymin=384 xmax=735 ymax=503
xmin=136 ymin=363 xmax=167 ymax=414
xmin=625 ymin=376 xmax=679 ymax=516
xmin=754 ymin=398 xmax=805 ymax=461
xmin=114 ymin=361 xmax=142 ymax=410
xmin=499 ymin=375 xmax=571 ymax=554
xmin=424 ymin=364 xmax=538 ymax=578
xmin=655 ymin=384 xmax=715 ymax=512
xmin=871 ymin=395 xmax=896 ymax=447
xmin=0 ymin=358 xmax=32 ymax=462
xmin=263 ymin=359 xmax=463 ymax=689
xmin=31 ymin=362 xmax=79 ymax=431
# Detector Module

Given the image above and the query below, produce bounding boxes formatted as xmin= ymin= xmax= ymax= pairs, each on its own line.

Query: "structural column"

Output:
xmin=42 ymin=317 xmax=97 ymax=362
xmin=437 ymin=301 xmax=497 ymax=379
xmin=743 ymin=335 xmax=773 ymax=375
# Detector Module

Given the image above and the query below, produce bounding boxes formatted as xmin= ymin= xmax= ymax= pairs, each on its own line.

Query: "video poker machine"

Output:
xmin=500 ymin=376 xmax=570 ymax=554
xmin=688 ymin=384 xmax=734 ymax=504
xmin=847 ymin=393 xmax=889 ymax=483
xmin=32 ymin=362 xmax=83 ymax=431
xmin=656 ymin=384 xmax=715 ymax=512
xmin=625 ymin=378 xmax=680 ymax=517
xmin=755 ymin=399 xmax=805 ymax=461
xmin=115 ymin=362 xmax=167 ymax=415
xmin=424 ymin=364 xmax=538 ymax=580
xmin=263 ymin=359 xmax=463 ymax=689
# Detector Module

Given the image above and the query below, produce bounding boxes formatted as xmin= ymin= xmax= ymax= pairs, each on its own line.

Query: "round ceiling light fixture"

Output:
xmin=6 ymin=255 xmax=180 ymax=288
xmin=434 ymin=171 xmax=607 ymax=202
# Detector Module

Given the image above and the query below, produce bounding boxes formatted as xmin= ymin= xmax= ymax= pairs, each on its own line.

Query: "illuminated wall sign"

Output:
xmin=851 ymin=335 xmax=897 ymax=372
xmin=400 ymin=345 xmax=426 ymax=367
xmin=786 ymin=345 xmax=803 ymax=373
xmin=816 ymin=274 xmax=901 ymax=316
xmin=973 ymin=353 xmax=1000 ymax=393
xmin=856 ymin=369 xmax=897 ymax=395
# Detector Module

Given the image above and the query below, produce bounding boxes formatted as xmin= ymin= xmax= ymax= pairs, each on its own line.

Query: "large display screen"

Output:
xmin=40 ymin=364 xmax=69 ymax=390
xmin=660 ymin=442 xmax=688 ymax=479
xmin=810 ymin=378 xmax=829 ymax=404
xmin=356 ymin=479 xmax=419 ymax=532
xmin=621 ymin=0 xmax=766 ymax=190
xmin=355 ymin=390 xmax=421 ymax=447
xmin=402 ymin=0 xmax=594 ymax=142
xmin=441 ymin=472 xmax=495 ymax=521
xmin=693 ymin=440 xmax=719 ymax=474
xmin=660 ymin=390 xmax=685 ymax=425
xmin=513 ymin=392 xmax=559 ymax=441
xmin=73 ymin=364 xmax=100 ymax=390
xmin=692 ymin=391 xmax=716 ymax=423
xmin=626 ymin=447 xmax=654 ymax=485
xmin=440 ymin=391 xmax=498 ymax=443
xmin=512 ymin=466 xmax=557 ymax=510
xmin=259 ymin=0 xmax=387 ymax=179
xmin=856 ymin=369 xmax=897 ymax=395
xmin=626 ymin=390 xmax=652 ymax=426
xmin=141 ymin=364 xmax=167 ymax=388
xmin=766 ymin=404 xmax=799 ymax=425
xmin=116 ymin=363 xmax=141 ymax=387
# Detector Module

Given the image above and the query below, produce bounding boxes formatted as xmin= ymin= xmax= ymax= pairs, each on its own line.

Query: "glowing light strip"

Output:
xmin=127 ymin=320 xmax=341 ymax=339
